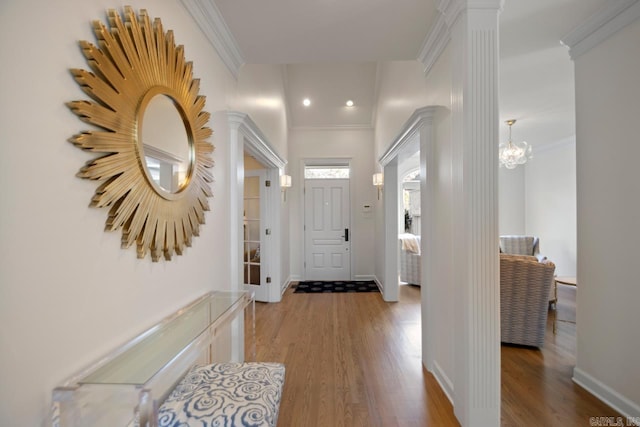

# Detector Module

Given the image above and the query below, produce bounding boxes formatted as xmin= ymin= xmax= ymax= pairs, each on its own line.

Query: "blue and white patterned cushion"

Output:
xmin=158 ymin=362 xmax=285 ymax=427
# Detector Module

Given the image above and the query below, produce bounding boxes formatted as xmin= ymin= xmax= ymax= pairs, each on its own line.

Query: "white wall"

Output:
xmin=374 ymin=60 xmax=450 ymax=157
xmin=281 ymin=130 xmax=292 ymax=289
xmin=235 ymin=65 xmax=290 ymax=292
xmin=499 ymin=139 xmax=577 ymax=276
xmin=0 ymin=1 xmax=287 ymax=424
xmin=373 ymin=59 xmax=445 ymax=284
xmin=288 ymin=128 xmax=376 ymax=279
xmin=234 ymin=64 xmax=289 ymax=158
xmin=373 ymin=52 xmax=455 ymax=398
xmin=498 ymin=166 xmax=525 ymax=235
xmin=573 ymin=17 xmax=640 ymax=414
xmin=525 ymin=139 xmax=577 ymax=276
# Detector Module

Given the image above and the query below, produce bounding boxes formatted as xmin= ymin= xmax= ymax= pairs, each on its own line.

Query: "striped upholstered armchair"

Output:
xmin=500 ymin=254 xmax=556 ymax=347
xmin=499 ymin=235 xmax=540 ymax=256
xmin=399 ymin=233 xmax=421 ymax=286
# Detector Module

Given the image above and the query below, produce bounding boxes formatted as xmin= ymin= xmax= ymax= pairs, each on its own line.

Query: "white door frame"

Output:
xmin=300 ymin=158 xmax=354 ymax=281
xmin=227 ymin=111 xmax=286 ymax=303
xmin=378 ymin=106 xmax=439 ymax=366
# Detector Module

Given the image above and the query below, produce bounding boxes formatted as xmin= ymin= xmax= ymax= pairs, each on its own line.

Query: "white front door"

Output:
xmin=244 ymin=171 xmax=268 ymax=302
xmin=304 ymin=179 xmax=351 ymax=280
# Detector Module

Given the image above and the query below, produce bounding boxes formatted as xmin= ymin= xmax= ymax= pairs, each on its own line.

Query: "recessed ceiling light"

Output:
xmin=303 ymin=98 xmax=311 ymax=107
xmin=346 ymin=100 xmax=354 ymax=107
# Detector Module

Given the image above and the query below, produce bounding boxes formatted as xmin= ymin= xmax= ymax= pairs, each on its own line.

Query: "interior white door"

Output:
xmin=304 ymin=179 xmax=351 ymax=280
xmin=244 ymin=171 xmax=268 ymax=302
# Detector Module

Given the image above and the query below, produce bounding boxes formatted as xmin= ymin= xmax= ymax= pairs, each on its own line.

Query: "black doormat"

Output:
xmin=293 ymin=280 xmax=380 ymax=293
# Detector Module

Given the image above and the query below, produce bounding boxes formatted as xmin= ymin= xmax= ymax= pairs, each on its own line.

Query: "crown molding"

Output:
xmin=417 ymin=0 xmax=458 ymax=75
xmin=379 ymin=106 xmax=441 ymax=166
xmin=180 ymin=0 xmax=245 ymax=79
xmin=437 ymin=0 xmax=464 ymax=28
xmin=417 ymin=12 xmax=451 ymax=76
xmin=561 ymin=0 xmax=640 ymax=60
xmin=418 ymin=0 xmax=504 ymax=76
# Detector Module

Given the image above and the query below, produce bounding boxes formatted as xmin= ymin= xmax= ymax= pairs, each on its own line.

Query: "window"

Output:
xmin=304 ymin=166 xmax=350 ymax=179
xmin=403 ymin=169 xmax=420 ymax=182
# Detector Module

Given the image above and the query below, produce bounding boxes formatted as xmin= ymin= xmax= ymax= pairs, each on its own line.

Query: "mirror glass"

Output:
xmin=140 ymin=94 xmax=192 ymax=193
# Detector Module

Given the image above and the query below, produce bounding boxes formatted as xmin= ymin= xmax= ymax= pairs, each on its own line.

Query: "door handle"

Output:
xmin=342 ymin=228 xmax=349 ymax=242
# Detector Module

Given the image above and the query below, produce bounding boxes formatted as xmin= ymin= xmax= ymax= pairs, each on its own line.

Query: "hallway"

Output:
xmin=250 ymin=284 xmax=618 ymax=426
xmin=252 ymin=285 xmax=457 ymax=426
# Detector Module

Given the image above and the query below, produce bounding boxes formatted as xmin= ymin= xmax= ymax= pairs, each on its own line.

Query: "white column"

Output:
xmin=449 ymin=1 xmax=502 ymax=425
xmin=227 ymin=114 xmax=245 ymax=293
xmin=382 ymin=160 xmax=399 ymax=302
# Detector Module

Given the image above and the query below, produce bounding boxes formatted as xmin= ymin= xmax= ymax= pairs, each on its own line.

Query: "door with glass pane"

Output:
xmin=303 ymin=165 xmax=351 ymax=280
xmin=244 ymin=171 xmax=267 ymax=301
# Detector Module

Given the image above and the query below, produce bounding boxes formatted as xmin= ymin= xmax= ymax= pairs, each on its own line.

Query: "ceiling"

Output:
xmin=214 ymin=0 xmax=608 ymax=146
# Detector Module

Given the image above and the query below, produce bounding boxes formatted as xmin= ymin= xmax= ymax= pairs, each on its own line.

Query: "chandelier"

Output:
xmin=499 ymin=119 xmax=532 ymax=169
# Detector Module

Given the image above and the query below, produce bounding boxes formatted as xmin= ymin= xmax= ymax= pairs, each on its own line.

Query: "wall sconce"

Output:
xmin=280 ymin=174 xmax=292 ymax=201
xmin=373 ymin=172 xmax=384 ymax=200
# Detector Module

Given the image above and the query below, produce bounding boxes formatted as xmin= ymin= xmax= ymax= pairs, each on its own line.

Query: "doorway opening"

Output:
xmin=228 ymin=112 xmax=286 ymax=303
xmin=399 ymin=165 xmax=421 ymax=288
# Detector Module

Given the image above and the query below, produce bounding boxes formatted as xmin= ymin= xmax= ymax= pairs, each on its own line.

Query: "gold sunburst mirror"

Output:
xmin=68 ymin=7 xmax=214 ymax=262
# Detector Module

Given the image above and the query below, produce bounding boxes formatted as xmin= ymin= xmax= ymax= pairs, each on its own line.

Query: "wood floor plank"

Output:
xmin=248 ymin=283 xmax=619 ymax=426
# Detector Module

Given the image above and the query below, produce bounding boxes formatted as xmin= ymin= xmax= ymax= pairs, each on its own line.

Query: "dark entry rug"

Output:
xmin=293 ymin=280 xmax=380 ymax=293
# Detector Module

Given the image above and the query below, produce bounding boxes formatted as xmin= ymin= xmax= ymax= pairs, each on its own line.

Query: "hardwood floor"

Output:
xmin=501 ymin=284 xmax=619 ymax=426
xmin=249 ymin=283 xmax=619 ymax=426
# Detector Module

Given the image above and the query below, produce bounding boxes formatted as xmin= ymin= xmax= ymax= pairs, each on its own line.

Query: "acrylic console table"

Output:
xmin=51 ymin=290 xmax=254 ymax=427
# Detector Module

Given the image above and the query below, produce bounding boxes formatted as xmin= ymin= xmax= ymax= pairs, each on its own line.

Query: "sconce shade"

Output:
xmin=372 ymin=173 xmax=384 ymax=187
xmin=280 ymin=174 xmax=292 ymax=188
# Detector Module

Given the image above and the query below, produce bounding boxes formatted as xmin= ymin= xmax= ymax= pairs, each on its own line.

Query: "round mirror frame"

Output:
xmin=67 ymin=7 xmax=214 ymax=262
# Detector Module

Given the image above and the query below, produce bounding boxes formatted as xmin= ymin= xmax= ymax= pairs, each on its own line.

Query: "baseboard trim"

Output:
xmin=573 ymin=367 xmax=640 ymax=417
xmin=281 ymin=276 xmax=293 ymax=296
xmin=360 ymin=275 xmax=383 ymax=292
xmin=432 ymin=360 xmax=455 ymax=406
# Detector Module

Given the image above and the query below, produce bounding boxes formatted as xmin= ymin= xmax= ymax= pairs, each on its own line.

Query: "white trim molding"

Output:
xmin=417 ymin=0 xmax=504 ymax=75
xmin=354 ymin=275 xmax=378 ymax=281
xmin=180 ymin=0 xmax=245 ymax=79
xmin=228 ymin=112 xmax=286 ymax=170
xmin=561 ymin=0 xmax=640 ymax=60
xmin=281 ymin=276 xmax=293 ymax=296
xmin=573 ymin=367 xmax=640 ymax=418
xmin=379 ymin=106 xmax=439 ymax=166
xmin=432 ymin=360 xmax=455 ymax=406
xmin=226 ymin=111 xmax=287 ymax=303
xmin=417 ymin=13 xmax=451 ymax=76
xmin=417 ymin=0 xmax=460 ymax=76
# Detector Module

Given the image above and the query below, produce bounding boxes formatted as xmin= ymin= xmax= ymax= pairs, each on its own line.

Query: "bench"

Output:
xmin=158 ymin=362 xmax=285 ymax=426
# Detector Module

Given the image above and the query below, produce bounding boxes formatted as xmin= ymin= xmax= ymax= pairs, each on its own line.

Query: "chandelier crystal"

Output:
xmin=499 ymin=119 xmax=532 ymax=169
